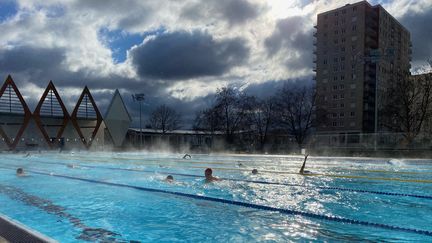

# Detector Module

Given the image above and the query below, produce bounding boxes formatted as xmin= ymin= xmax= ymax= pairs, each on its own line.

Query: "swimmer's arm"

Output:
xmin=299 ymin=154 xmax=309 ymax=174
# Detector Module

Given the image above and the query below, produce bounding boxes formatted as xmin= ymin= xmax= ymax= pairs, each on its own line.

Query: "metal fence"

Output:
xmin=310 ymin=132 xmax=432 ymax=151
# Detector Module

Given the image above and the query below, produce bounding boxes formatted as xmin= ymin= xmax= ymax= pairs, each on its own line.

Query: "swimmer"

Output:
xmin=299 ymin=154 xmax=311 ymax=174
xmin=183 ymin=154 xmax=192 ymax=159
xmin=386 ymin=159 xmax=400 ymax=165
xmin=237 ymin=162 xmax=244 ymax=167
xmin=251 ymin=169 xmax=258 ymax=175
xmin=164 ymin=175 xmax=174 ymax=183
xmin=164 ymin=175 xmax=186 ymax=186
xmin=67 ymin=164 xmax=77 ymax=169
xmin=16 ymin=168 xmax=25 ymax=176
xmin=24 ymin=153 xmax=30 ymax=158
xmin=204 ymin=168 xmax=220 ymax=183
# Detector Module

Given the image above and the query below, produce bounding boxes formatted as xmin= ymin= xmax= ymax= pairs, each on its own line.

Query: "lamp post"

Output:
xmin=354 ymin=48 xmax=394 ymax=151
xmin=132 ymin=93 xmax=145 ymax=149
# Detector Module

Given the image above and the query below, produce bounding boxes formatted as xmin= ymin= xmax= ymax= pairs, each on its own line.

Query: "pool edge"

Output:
xmin=0 ymin=213 xmax=58 ymax=243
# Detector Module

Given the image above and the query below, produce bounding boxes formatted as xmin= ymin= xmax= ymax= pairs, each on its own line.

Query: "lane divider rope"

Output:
xmin=21 ymin=157 xmax=432 ymax=184
xmin=3 ymin=160 xmax=432 ymax=200
xmin=1 ymin=166 xmax=430 ymax=237
xmin=53 ymin=153 xmax=432 ymax=170
xmin=50 ymin=155 xmax=432 ymax=175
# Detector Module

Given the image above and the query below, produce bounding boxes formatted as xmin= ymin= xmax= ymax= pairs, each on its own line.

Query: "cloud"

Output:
xmin=0 ymin=45 xmax=140 ymax=112
xmin=264 ymin=16 xmax=313 ymax=73
xmin=0 ymin=0 xmax=430 ymax=128
xmin=399 ymin=8 xmax=432 ymax=66
xmin=181 ymin=0 xmax=264 ymax=26
xmin=0 ymin=45 xmax=210 ymax=127
xmin=71 ymin=0 xmax=156 ymax=31
xmin=242 ymin=76 xmax=314 ymax=100
xmin=0 ymin=46 xmax=66 ymax=72
xmin=242 ymin=80 xmax=285 ymax=99
xmin=0 ymin=46 xmax=127 ymax=89
xmin=130 ymin=30 xmax=250 ymax=80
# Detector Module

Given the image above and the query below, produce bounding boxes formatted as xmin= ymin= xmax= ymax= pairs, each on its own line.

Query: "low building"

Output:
xmin=126 ymin=128 xmax=300 ymax=153
xmin=126 ymin=128 xmax=225 ymax=152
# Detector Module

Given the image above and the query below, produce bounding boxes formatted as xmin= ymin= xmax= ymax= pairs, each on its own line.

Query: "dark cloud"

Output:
xmin=242 ymin=77 xmax=314 ymax=99
xmin=130 ymin=30 xmax=250 ymax=80
xmin=217 ymin=0 xmax=262 ymax=25
xmin=400 ymin=8 xmax=432 ymax=64
xmin=181 ymin=0 xmax=263 ymax=26
xmin=117 ymin=14 xmax=149 ymax=30
xmin=0 ymin=46 xmax=147 ymax=112
xmin=0 ymin=46 xmax=66 ymax=73
xmin=0 ymin=45 xmax=212 ymax=128
xmin=264 ymin=16 xmax=312 ymax=56
xmin=0 ymin=46 xmax=143 ymax=90
xmin=264 ymin=16 xmax=313 ymax=70
xmin=242 ymin=80 xmax=284 ymax=99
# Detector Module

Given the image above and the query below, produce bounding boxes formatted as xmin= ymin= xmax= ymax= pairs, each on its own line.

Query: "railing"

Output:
xmin=311 ymin=132 xmax=432 ymax=150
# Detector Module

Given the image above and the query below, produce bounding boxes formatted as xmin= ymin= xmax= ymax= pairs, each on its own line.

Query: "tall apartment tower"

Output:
xmin=314 ymin=1 xmax=411 ymax=139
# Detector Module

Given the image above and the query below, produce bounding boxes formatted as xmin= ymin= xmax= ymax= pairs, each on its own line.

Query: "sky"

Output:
xmin=0 ymin=0 xmax=431 ymax=128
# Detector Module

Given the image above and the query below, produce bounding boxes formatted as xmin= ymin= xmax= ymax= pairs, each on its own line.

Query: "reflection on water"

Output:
xmin=0 ymin=184 xmax=122 ymax=242
xmin=0 ymin=152 xmax=430 ymax=242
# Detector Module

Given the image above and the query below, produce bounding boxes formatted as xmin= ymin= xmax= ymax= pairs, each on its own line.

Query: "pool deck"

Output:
xmin=0 ymin=214 xmax=57 ymax=243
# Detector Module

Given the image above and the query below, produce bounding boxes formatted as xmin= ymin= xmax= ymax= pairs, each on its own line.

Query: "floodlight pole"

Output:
xmin=139 ymin=100 xmax=142 ymax=148
xmin=370 ymin=48 xmax=393 ymax=151
xmin=362 ymin=49 xmax=381 ymax=152
xmin=132 ymin=93 xmax=145 ymax=149
xmin=354 ymin=50 xmax=380 ymax=151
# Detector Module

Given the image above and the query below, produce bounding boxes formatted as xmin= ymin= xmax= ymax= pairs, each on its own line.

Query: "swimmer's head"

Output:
xmin=166 ymin=175 xmax=174 ymax=181
xmin=16 ymin=168 xmax=24 ymax=175
xmin=252 ymin=169 xmax=258 ymax=174
xmin=205 ymin=168 xmax=213 ymax=178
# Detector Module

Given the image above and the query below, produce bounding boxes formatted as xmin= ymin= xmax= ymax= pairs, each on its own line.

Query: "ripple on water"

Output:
xmin=0 ymin=153 xmax=431 ymax=242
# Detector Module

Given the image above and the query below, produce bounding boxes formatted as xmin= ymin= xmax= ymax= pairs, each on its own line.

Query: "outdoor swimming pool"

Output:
xmin=0 ymin=152 xmax=431 ymax=242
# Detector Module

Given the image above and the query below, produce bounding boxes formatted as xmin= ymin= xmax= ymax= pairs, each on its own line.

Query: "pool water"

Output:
xmin=0 ymin=152 xmax=431 ymax=242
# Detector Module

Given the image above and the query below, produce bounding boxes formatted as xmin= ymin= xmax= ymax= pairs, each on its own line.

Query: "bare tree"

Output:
xmin=382 ymin=73 xmax=432 ymax=145
xmin=193 ymin=107 xmax=221 ymax=134
xmin=275 ymin=84 xmax=316 ymax=149
xmin=193 ymin=87 xmax=253 ymax=145
xmin=149 ymin=104 xmax=182 ymax=133
xmin=214 ymin=87 xmax=252 ymax=144
xmin=248 ymin=96 xmax=276 ymax=151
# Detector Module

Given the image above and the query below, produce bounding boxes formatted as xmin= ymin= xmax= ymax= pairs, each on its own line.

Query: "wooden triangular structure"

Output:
xmin=0 ymin=75 xmax=32 ymax=150
xmin=70 ymin=86 xmax=102 ymax=149
xmin=33 ymin=81 xmax=70 ymax=148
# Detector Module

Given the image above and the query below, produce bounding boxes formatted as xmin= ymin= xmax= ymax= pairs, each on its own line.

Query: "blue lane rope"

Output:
xmin=12 ymin=159 xmax=432 ymax=201
xmin=2 ymin=166 xmax=431 ymax=238
xmin=59 ymin=155 xmax=432 ymax=174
